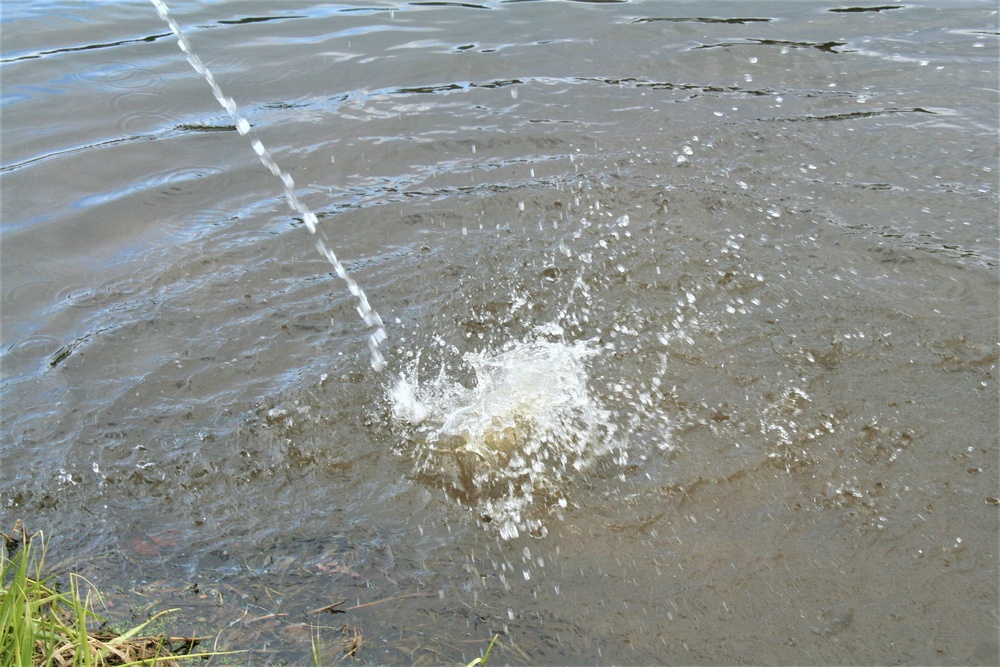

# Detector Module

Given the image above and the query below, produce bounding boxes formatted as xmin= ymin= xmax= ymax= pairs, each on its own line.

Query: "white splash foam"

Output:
xmin=391 ymin=333 xmax=619 ymax=539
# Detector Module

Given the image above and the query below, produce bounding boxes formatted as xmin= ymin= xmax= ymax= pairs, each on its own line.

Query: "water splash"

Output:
xmin=390 ymin=328 xmax=622 ymax=539
xmin=149 ymin=0 xmax=386 ymax=370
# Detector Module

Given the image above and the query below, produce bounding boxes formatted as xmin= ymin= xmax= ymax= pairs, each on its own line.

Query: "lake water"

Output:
xmin=2 ymin=1 xmax=998 ymax=664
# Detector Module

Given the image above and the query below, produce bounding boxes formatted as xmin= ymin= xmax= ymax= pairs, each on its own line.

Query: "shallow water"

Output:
xmin=2 ymin=1 xmax=998 ymax=664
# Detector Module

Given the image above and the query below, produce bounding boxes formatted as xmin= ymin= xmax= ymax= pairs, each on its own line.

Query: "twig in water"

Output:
xmin=306 ymin=599 xmax=347 ymax=615
xmin=345 ymin=592 xmax=434 ymax=611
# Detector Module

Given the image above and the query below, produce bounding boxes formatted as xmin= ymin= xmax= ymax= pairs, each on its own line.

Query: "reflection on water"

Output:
xmin=1 ymin=0 xmax=997 ymax=664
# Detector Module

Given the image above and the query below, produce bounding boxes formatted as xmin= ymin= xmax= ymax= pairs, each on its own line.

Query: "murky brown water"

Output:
xmin=2 ymin=1 xmax=998 ymax=664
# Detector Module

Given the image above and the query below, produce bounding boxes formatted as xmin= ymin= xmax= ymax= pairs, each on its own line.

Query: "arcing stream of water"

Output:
xmin=150 ymin=0 xmax=387 ymax=372
xmin=147 ymin=0 xmax=656 ymax=541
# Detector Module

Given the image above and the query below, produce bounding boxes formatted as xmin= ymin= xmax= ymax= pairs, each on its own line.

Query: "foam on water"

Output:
xmin=390 ymin=327 xmax=621 ymax=539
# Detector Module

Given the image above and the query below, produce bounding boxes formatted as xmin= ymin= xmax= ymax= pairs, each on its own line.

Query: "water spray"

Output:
xmin=149 ymin=0 xmax=387 ymax=371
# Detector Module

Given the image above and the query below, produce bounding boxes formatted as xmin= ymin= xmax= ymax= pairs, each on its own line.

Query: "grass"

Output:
xmin=465 ymin=633 xmax=500 ymax=667
xmin=1 ymin=523 xmax=224 ymax=666
xmin=3 ymin=523 xmax=504 ymax=666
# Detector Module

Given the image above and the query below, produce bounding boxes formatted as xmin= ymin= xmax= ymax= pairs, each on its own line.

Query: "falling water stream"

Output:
xmin=149 ymin=0 xmax=387 ymax=372
xmin=147 ymin=0 xmax=646 ymax=543
xmin=2 ymin=1 xmax=997 ymax=664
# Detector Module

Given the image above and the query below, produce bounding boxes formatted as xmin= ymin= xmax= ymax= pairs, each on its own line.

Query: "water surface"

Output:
xmin=2 ymin=1 xmax=998 ymax=664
